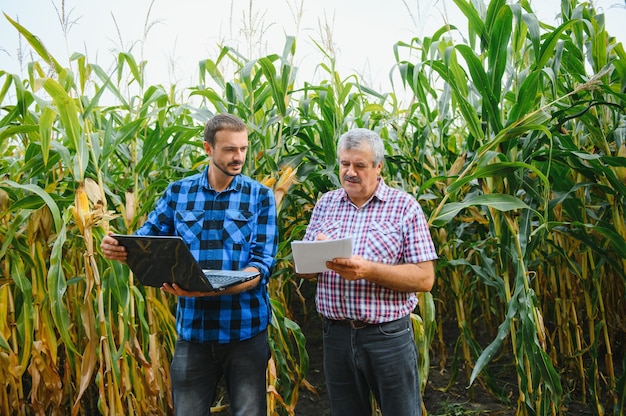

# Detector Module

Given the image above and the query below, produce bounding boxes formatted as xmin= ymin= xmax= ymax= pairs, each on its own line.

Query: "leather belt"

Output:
xmin=333 ymin=319 xmax=373 ymax=330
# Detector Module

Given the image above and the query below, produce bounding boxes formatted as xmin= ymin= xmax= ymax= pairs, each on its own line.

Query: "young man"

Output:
xmin=300 ymin=128 xmax=438 ymax=416
xmin=101 ymin=113 xmax=278 ymax=416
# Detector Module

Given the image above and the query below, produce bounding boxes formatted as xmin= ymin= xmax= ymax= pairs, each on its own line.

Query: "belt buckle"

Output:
xmin=348 ymin=319 xmax=368 ymax=330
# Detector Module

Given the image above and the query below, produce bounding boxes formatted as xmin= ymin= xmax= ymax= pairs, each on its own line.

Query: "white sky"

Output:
xmin=1 ymin=0 xmax=625 ymax=94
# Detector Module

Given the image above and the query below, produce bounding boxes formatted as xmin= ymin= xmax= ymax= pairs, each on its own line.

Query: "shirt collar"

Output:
xmin=373 ymin=177 xmax=389 ymax=201
xmin=200 ymin=165 xmax=242 ymax=192
xmin=341 ymin=177 xmax=387 ymax=206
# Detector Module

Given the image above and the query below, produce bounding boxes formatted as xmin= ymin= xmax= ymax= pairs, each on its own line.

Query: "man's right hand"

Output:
xmin=294 ymin=232 xmax=328 ymax=280
xmin=100 ymin=233 xmax=127 ymax=262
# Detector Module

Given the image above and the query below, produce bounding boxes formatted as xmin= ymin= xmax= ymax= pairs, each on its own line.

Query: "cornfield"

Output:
xmin=1 ymin=0 xmax=625 ymax=415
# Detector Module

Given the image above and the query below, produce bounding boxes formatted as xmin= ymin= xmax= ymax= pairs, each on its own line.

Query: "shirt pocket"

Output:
xmin=364 ymin=221 xmax=403 ymax=264
xmin=174 ymin=210 xmax=204 ymax=243
xmin=222 ymin=209 xmax=254 ymax=245
xmin=316 ymin=220 xmax=344 ymax=240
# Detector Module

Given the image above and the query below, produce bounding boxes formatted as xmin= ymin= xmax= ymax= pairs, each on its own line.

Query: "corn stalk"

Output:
xmin=395 ymin=0 xmax=625 ymax=414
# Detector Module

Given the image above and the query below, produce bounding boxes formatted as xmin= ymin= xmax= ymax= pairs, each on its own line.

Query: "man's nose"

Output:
xmin=345 ymin=164 xmax=357 ymax=176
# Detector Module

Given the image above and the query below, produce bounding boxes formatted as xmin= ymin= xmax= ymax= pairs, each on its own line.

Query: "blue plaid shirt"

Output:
xmin=136 ymin=166 xmax=278 ymax=344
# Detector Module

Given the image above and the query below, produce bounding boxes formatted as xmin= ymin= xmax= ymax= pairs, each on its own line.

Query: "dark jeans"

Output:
xmin=170 ymin=330 xmax=269 ymax=416
xmin=322 ymin=315 xmax=422 ymax=416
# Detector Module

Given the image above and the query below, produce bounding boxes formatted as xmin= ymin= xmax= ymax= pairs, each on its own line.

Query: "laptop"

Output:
xmin=111 ymin=234 xmax=259 ymax=292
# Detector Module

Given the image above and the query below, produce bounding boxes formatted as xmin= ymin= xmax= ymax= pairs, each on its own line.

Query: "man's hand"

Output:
xmin=161 ymin=272 xmax=262 ymax=298
xmin=101 ymin=233 xmax=127 ymax=262
xmin=161 ymin=283 xmax=219 ymax=297
xmin=326 ymin=255 xmax=370 ymax=281
xmin=294 ymin=233 xmax=328 ymax=280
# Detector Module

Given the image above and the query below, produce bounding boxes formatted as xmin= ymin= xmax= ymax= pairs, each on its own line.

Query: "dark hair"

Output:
xmin=203 ymin=113 xmax=247 ymax=146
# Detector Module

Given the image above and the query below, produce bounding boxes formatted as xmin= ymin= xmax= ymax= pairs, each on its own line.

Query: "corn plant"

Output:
xmin=393 ymin=0 xmax=625 ymax=414
xmin=0 ymin=14 xmax=310 ymax=416
xmin=2 ymin=0 xmax=626 ymax=415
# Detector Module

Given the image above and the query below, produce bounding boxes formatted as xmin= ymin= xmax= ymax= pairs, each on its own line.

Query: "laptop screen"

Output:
xmin=111 ymin=234 xmax=214 ymax=292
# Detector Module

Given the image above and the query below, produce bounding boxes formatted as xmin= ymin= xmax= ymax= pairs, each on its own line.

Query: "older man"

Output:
xmin=300 ymin=128 xmax=438 ymax=416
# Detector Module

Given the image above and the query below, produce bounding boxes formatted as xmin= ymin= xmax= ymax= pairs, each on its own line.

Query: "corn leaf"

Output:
xmin=43 ymin=78 xmax=86 ymax=180
xmin=3 ymin=13 xmax=63 ymax=73
xmin=431 ymin=194 xmax=532 ymax=227
xmin=38 ymin=106 xmax=56 ymax=166
xmin=47 ymin=221 xmax=77 ymax=354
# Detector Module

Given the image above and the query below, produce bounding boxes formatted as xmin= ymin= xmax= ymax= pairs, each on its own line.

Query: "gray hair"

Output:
xmin=337 ymin=128 xmax=385 ymax=166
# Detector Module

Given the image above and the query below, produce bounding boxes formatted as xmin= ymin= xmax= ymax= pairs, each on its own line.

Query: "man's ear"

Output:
xmin=203 ymin=141 xmax=212 ymax=156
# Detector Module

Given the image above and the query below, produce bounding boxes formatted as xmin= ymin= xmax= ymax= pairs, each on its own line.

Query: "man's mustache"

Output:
xmin=343 ymin=175 xmax=360 ymax=183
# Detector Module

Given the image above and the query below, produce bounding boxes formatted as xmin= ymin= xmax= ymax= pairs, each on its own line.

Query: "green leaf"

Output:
xmin=39 ymin=106 xmax=56 ymax=166
xmin=508 ymin=70 xmax=540 ymax=122
xmin=456 ymin=45 xmax=503 ymax=132
xmin=90 ymin=64 xmax=129 ymax=108
xmin=47 ymin=220 xmax=77 ymax=354
xmin=0 ymin=124 xmax=39 ymax=142
xmin=3 ymin=13 xmax=63 ymax=73
xmin=43 ymin=78 xmax=86 ymax=180
xmin=431 ymin=194 xmax=532 ymax=227
xmin=2 ymin=180 xmax=62 ymax=232
xmin=488 ymin=5 xmax=512 ymax=102
xmin=521 ymin=8 xmax=541 ymax=59
xmin=535 ymin=20 xmax=579 ymax=69
xmin=258 ymin=55 xmax=288 ymax=117
xmin=118 ymin=52 xmax=143 ymax=87
xmin=10 ymin=255 xmax=34 ymax=374
xmin=430 ymin=59 xmax=484 ymax=142
xmin=453 ymin=0 xmax=486 ymax=45
xmin=447 ymin=161 xmax=550 ymax=196
xmin=469 ymin=305 xmax=513 ymax=386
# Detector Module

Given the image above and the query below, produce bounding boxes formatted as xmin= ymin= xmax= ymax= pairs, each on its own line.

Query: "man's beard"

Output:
xmin=213 ymin=160 xmax=242 ymax=177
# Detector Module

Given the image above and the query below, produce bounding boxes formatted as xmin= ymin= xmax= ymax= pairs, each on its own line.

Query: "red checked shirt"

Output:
xmin=303 ymin=178 xmax=438 ymax=323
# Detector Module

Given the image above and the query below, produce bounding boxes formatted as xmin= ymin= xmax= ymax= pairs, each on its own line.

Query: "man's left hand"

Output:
xmin=161 ymin=283 xmax=217 ymax=297
xmin=326 ymin=255 xmax=369 ymax=281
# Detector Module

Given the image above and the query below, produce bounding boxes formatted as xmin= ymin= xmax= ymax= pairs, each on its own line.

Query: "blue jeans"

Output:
xmin=322 ymin=315 xmax=422 ymax=416
xmin=170 ymin=330 xmax=269 ymax=416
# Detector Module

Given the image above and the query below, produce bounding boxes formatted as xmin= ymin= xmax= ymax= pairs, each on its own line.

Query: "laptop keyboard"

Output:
xmin=204 ymin=273 xmax=239 ymax=285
